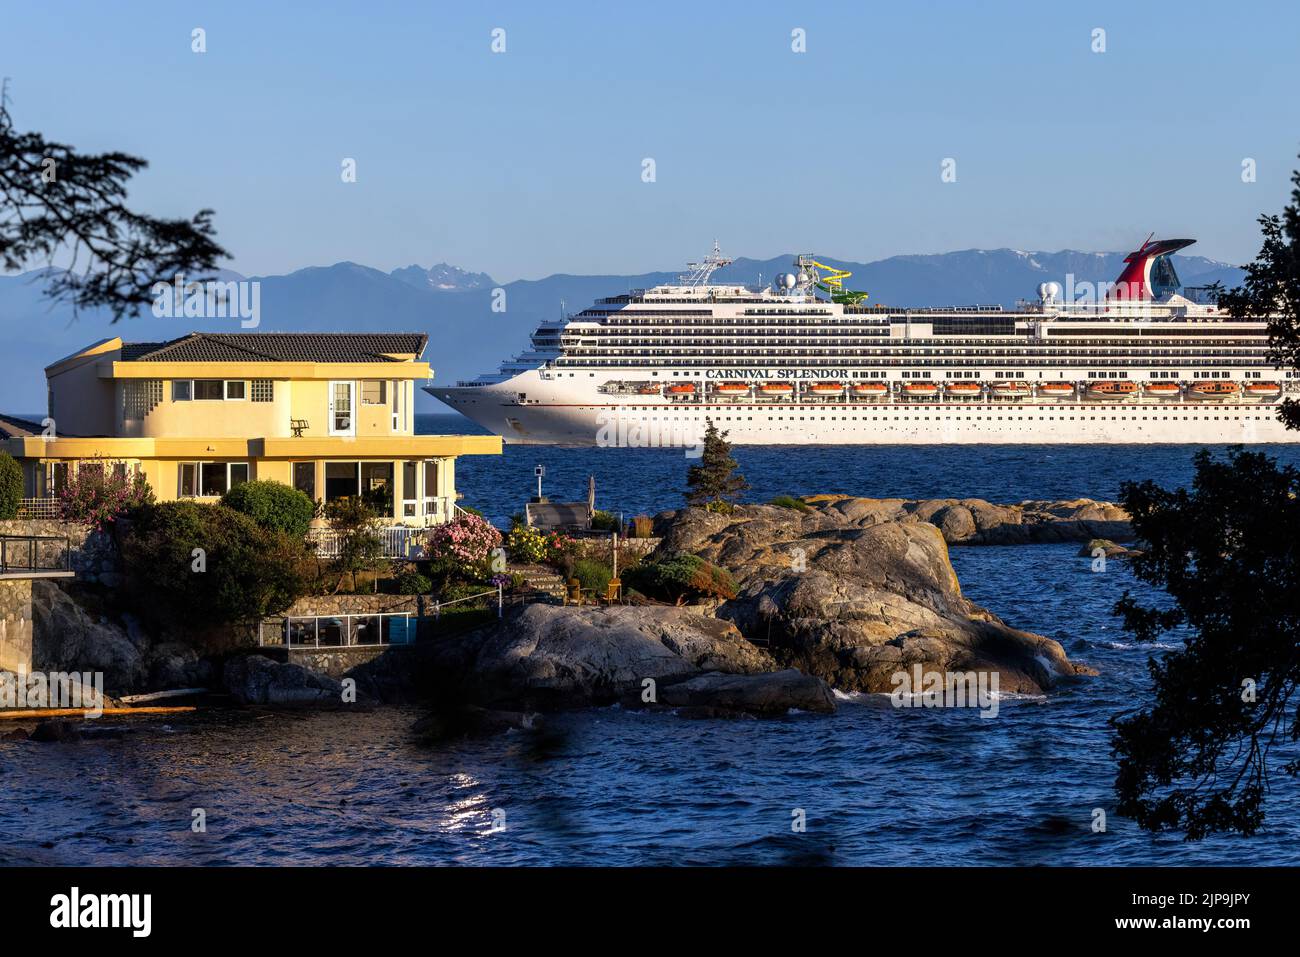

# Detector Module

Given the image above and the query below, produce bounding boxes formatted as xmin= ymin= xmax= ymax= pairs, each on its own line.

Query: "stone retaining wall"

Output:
xmin=0 ymin=579 xmax=34 ymax=672
xmin=287 ymin=645 xmax=390 ymax=677
xmin=0 ymin=519 xmax=120 ymax=585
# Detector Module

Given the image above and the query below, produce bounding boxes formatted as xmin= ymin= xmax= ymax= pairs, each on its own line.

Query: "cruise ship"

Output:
xmin=429 ymin=238 xmax=1297 ymax=445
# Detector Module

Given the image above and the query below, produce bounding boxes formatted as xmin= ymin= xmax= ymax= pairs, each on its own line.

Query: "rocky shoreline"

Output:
xmin=5 ymin=496 xmax=1106 ymax=733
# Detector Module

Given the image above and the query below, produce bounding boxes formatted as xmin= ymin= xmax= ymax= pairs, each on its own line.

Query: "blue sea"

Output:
xmin=3 ymin=416 xmax=1299 ymax=865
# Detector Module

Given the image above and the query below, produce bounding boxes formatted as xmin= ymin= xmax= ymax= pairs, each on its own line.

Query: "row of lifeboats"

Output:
xmin=661 ymin=380 xmax=1283 ymax=400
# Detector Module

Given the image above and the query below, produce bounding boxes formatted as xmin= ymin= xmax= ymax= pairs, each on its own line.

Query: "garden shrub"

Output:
xmin=571 ymin=557 xmax=612 ymax=596
xmin=395 ymin=568 xmax=433 ymax=595
xmin=121 ymin=501 xmax=308 ymax=636
xmin=506 ymin=523 xmax=548 ymax=564
xmin=221 ymin=480 xmax=316 ymax=538
xmin=425 ymin=512 xmax=502 ymax=579
xmin=621 ymin=553 xmax=737 ymax=605
xmin=591 ymin=510 xmax=619 ymax=532
xmin=56 ymin=462 xmax=153 ymax=530
xmin=769 ymin=495 xmax=811 ymax=513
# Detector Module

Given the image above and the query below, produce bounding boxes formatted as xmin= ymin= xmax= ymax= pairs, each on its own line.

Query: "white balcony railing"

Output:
xmin=306 ymin=526 xmax=429 ymax=560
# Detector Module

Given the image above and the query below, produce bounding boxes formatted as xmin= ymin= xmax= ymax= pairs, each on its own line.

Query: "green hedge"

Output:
xmin=221 ymin=480 xmax=316 ymax=538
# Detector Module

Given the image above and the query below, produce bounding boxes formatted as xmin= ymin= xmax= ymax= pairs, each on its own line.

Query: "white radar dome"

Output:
xmin=1037 ymin=281 xmax=1062 ymax=301
xmin=780 ymin=272 xmax=798 ymax=289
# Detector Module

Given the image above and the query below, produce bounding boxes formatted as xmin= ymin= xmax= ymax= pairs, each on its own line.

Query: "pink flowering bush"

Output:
xmin=58 ymin=463 xmax=154 ymax=531
xmin=425 ymin=513 xmax=503 ymax=579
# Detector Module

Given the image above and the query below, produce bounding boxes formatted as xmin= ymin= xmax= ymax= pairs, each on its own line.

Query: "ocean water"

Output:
xmin=3 ymin=420 xmax=1299 ymax=865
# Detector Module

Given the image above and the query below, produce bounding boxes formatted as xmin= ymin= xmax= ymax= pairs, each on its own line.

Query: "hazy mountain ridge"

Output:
xmin=0 ymin=248 xmax=1246 ymax=411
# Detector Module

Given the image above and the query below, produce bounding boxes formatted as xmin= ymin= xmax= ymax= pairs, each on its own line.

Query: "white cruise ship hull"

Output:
xmin=431 ymin=375 xmax=1297 ymax=445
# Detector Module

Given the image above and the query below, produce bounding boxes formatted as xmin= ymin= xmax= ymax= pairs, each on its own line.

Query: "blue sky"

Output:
xmin=3 ymin=0 xmax=1298 ymax=280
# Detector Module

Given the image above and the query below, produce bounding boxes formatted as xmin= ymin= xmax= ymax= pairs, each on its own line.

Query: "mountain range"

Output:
xmin=0 ymin=248 xmax=1246 ymax=415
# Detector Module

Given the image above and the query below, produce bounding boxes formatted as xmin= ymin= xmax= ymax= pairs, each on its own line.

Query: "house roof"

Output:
xmin=0 ymin=413 xmax=45 ymax=439
xmin=119 ymin=332 xmax=429 ymax=363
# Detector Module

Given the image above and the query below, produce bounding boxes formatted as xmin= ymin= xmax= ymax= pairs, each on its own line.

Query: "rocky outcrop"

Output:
xmin=798 ymin=495 xmax=1133 ymax=545
xmin=30 ymin=580 xmax=148 ymax=693
xmin=427 ymin=603 xmax=834 ymax=717
xmin=222 ymin=654 xmax=349 ymax=707
xmin=652 ymin=504 xmax=1094 ymax=695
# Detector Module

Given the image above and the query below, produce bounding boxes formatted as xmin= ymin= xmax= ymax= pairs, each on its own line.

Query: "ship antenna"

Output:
xmin=678 ymin=240 xmax=734 ymax=287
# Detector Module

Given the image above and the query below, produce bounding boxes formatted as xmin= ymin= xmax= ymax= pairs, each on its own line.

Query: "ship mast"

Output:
xmin=678 ymin=240 xmax=734 ymax=287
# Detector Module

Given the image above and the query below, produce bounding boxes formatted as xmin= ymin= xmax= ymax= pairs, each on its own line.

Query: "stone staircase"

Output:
xmin=509 ymin=564 xmax=565 ymax=602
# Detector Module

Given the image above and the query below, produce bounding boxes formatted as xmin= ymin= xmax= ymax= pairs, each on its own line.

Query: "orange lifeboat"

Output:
xmin=901 ymin=382 xmax=939 ymax=397
xmin=759 ymin=382 xmax=794 ymax=395
xmin=945 ymin=382 xmax=982 ymax=396
xmin=1189 ymin=380 xmax=1241 ymax=398
xmin=989 ymin=381 xmax=1030 ymax=398
xmin=665 ymin=383 xmax=696 ymax=395
xmin=1143 ymin=382 xmax=1181 ymax=396
xmin=1087 ymin=380 xmax=1139 ymax=399
xmin=1245 ymin=382 xmax=1281 ymax=396
xmin=713 ymin=382 xmax=750 ymax=395
xmin=851 ymin=382 xmax=888 ymax=396
xmin=808 ymin=382 xmax=844 ymax=395
xmin=637 ymin=384 xmax=660 ymax=395
xmin=1038 ymin=383 xmax=1075 ymax=397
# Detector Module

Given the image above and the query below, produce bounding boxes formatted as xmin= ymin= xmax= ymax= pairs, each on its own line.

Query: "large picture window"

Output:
xmin=179 ymin=462 xmax=250 ymax=497
xmin=193 ymin=380 xmax=225 ymax=400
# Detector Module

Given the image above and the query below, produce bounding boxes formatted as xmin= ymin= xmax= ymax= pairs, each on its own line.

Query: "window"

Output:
xmin=251 ymin=380 xmax=274 ymax=402
xmin=361 ymin=380 xmax=387 ymax=405
xmin=402 ymin=461 xmax=419 ymax=517
xmin=172 ymin=380 xmax=192 ymax=401
xmin=225 ymin=380 xmax=246 ymax=400
xmin=423 ymin=460 xmax=439 ymax=515
xmin=181 ymin=462 xmax=249 ymax=497
xmin=194 ymin=380 xmax=225 ymax=400
xmin=293 ymin=462 xmax=316 ymax=500
xmin=330 ymin=381 xmax=354 ymax=435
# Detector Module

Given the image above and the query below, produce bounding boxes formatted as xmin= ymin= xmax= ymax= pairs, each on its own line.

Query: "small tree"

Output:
xmin=0 ymin=452 xmax=21 ymax=519
xmin=323 ymin=496 xmax=385 ymax=593
xmin=221 ymin=480 xmax=315 ymax=538
xmin=685 ymin=418 xmax=748 ymax=508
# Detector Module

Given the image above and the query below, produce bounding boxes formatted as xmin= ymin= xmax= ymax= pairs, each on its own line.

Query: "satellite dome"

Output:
xmin=781 ymin=272 xmax=798 ymax=289
xmin=1037 ymin=281 xmax=1062 ymax=302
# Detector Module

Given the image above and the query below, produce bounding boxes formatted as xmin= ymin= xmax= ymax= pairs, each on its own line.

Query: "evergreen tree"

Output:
xmin=0 ymin=95 xmax=226 ymax=320
xmin=1113 ymin=157 xmax=1300 ymax=837
xmin=685 ymin=418 xmax=748 ymax=507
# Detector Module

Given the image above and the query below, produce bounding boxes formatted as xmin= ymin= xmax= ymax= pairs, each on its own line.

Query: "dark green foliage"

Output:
xmin=221 ymin=480 xmax=315 ymax=538
xmin=1218 ymin=158 xmax=1300 ymax=429
xmin=395 ymin=568 xmax=433 ymax=595
xmin=685 ymin=418 xmax=747 ymax=507
xmin=591 ymin=510 xmax=619 ymax=532
xmin=0 ymin=100 xmax=227 ymax=321
xmin=769 ymin=495 xmax=811 ymax=512
xmin=1112 ymin=448 xmax=1300 ymax=838
xmin=121 ymin=501 xmax=307 ymax=634
xmin=0 ymin=451 xmax=22 ymax=519
xmin=571 ymin=558 xmax=612 ymax=595
xmin=622 ymin=553 xmax=737 ymax=605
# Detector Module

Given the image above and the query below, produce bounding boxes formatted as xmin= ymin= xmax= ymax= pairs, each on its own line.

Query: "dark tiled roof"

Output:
xmin=0 ymin=413 xmax=45 ymax=439
xmin=123 ymin=333 xmax=428 ymax=363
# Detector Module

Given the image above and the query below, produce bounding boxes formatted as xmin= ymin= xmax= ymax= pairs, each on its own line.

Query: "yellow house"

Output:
xmin=0 ymin=332 xmax=501 ymax=525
